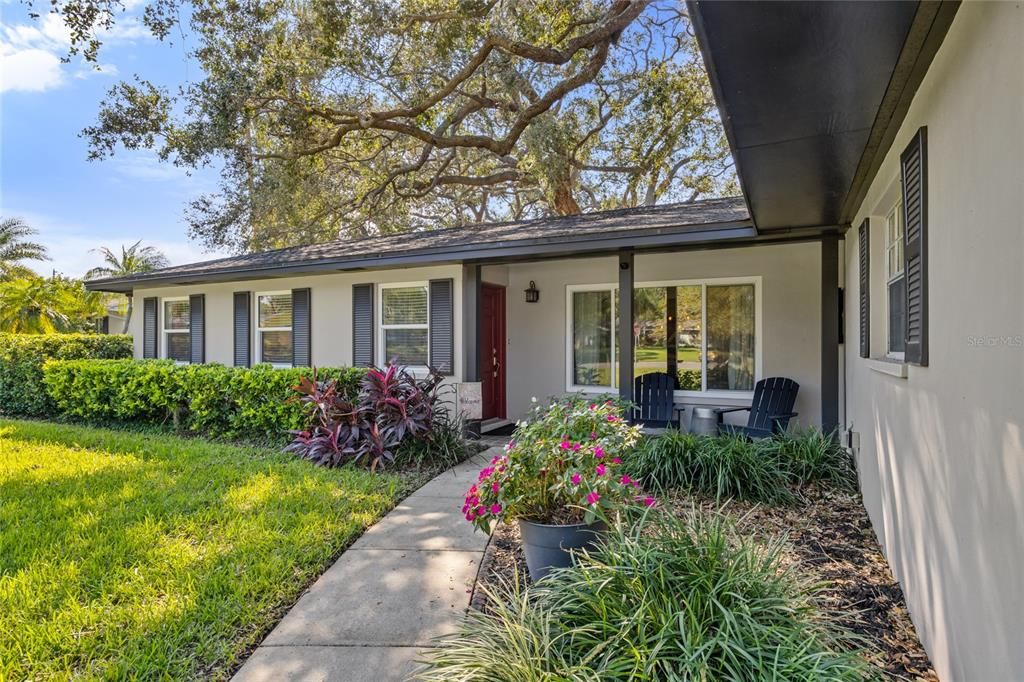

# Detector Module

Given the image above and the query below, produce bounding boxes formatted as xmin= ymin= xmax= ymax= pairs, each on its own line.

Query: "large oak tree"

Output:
xmin=40 ymin=0 xmax=736 ymax=252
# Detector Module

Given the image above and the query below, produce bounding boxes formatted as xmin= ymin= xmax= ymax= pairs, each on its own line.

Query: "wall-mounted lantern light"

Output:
xmin=524 ymin=280 xmax=540 ymax=303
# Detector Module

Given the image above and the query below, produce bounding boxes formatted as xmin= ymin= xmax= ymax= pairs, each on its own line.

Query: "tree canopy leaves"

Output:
xmin=45 ymin=0 xmax=737 ymax=252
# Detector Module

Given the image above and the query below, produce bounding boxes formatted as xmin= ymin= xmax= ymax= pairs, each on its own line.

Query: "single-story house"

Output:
xmin=88 ymin=1 xmax=1023 ymax=679
xmin=84 ymin=198 xmax=834 ymax=433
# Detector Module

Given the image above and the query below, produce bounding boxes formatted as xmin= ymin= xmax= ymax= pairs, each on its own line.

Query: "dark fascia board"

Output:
xmin=687 ymin=0 xmax=756 ymax=227
xmin=86 ymin=219 xmax=756 ymax=293
xmin=840 ymin=0 xmax=961 ymax=223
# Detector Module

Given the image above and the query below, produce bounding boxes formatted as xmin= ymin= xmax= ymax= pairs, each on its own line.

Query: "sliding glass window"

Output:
xmin=568 ymin=280 xmax=757 ymax=393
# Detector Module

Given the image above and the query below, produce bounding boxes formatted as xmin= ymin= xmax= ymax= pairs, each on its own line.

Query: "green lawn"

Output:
xmin=0 ymin=419 xmax=401 ymax=680
xmin=634 ymin=346 xmax=701 ymax=363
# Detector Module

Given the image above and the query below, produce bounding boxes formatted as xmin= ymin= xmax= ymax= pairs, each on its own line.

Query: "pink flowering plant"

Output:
xmin=463 ymin=396 xmax=655 ymax=531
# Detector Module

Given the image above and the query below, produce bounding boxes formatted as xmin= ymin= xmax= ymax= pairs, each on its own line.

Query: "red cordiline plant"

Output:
xmin=463 ymin=397 xmax=653 ymax=531
xmin=286 ymin=362 xmax=444 ymax=469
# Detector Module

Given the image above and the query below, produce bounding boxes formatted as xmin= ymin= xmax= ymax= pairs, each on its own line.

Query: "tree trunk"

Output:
xmin=122 ymin=299 xmax=132 ymax=334
xmin=551 ymin=179 xmax=581 ymax=215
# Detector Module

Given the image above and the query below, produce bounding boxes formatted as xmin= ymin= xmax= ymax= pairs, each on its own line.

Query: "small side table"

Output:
xmin=689 ymin=406 xmax=724 ymax=436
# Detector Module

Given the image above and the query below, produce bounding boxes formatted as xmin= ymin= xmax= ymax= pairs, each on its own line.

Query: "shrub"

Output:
xmin=420 ymin=510 xmax=865 ymax=681
xmin=772 ymin=428 xmax=857 ymax=490
xmin=285 ymin=364 xmax=447 ymax=469
xmin=41 ymin=359 xmax=365 ymax=439
xmin=0 ymin=333 xmax=132 ymax=416
xmin=627 ymin=429 xmax=794 ymax=505
xmin=393 ymin=407 xmax=469 ymax=470
xmin=463 ymin=397 xmax=649 ymax=530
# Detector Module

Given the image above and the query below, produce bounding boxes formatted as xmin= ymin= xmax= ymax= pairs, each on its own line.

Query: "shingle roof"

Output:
xmin=86 ymin=197 xmax=751 ymax=292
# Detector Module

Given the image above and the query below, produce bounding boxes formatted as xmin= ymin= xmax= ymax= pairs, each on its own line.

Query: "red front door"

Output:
xmin=480 ymin=284 xmax=506 ymax=420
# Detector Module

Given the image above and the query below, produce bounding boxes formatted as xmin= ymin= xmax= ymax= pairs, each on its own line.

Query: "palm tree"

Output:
xmin=0 ymin=217 xmax=49 ymax=280
xmin=0 ymin=277 xmax=72 ymax=333
xmin=86 ymin=241 xmax=170 ymax=333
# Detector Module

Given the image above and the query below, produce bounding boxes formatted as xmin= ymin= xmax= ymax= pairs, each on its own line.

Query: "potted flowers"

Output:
xmin=463 ymin=397 xmax=653 ymax=580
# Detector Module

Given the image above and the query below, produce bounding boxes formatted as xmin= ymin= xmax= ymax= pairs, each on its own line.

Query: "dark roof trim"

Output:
xmin=687 ymin=2 xmax=755 ymax=226
xmin=840 ymin=1 xmax=961 ymax=223
xmin=86 ymin=200 xmax=755 ymax=293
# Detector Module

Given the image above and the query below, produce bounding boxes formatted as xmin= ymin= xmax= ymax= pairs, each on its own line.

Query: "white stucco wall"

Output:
xmin=844 ymin=3 xmax=1024 ymax=679
xmin=130 ymin=264 xmax=466 ymax=376
xmin=504 ymin=242 xmax=825 ymax=425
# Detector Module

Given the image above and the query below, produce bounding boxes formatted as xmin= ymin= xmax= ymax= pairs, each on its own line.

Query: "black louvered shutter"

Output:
xmin=352 ymin=284 xmax=374 ymax=367
xmin=189 ymin=294 xmax=205 ymax=364
xmin=233 ymin=292 xmax=251 ymax=367
xmin=901 ymin=127 xmax=928 ymax=366
xmin=292 ymin=288 xmax=312 ymax=367
xmin=858 ymin=219 xmax=870 ymax=358
xmin=143 ymin=297 xmax=158 ymax=359
xmin=429 ymin=279 xmax=454 ymax=374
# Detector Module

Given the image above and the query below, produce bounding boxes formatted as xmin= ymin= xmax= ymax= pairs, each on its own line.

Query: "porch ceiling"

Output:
xmin=688 ymin=0 xmax=958 ymax=231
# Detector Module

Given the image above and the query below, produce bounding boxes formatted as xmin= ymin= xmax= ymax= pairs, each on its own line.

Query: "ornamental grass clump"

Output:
xmin=421 ymin=510 xmax=866 ymax=681
xmin=628 ymin=428 xmax=795 ymax=505
xmin=463 ymin=397 xmax=649 ymax=530
xmin=772 ymin=427 xmax=858 ymax=490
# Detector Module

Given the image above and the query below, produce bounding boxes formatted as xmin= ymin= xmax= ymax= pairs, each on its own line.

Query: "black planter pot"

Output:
xmin=518 ymin=518 xmax=608 ymax=581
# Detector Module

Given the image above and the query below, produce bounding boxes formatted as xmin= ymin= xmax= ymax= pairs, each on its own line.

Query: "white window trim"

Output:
xmin=564 ymin=276 xmax=762 ymax=399
xmin=885 ymin=200 xmax=906 ymax=361
xmin=255 ymin=290 xmax=293 ymax=368
xmin=378 ymin=281 xmax=430 ymax=369
xmin=161 ymin=296 xmax=190 ymax=364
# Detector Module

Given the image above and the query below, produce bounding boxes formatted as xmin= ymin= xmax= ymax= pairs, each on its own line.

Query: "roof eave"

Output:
xmin=85 ymin=218 xmax=756 ymax=293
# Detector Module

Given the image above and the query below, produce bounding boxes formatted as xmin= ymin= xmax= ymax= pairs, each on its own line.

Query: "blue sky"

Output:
xmin=0 ymin=4 xmax=227 ymax=277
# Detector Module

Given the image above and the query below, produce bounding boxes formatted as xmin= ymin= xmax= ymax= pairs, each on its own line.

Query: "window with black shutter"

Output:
xmin=901 ymin=127 xmax=928 ymax=366
xmin=143 ymin=297 xmax=158 ymax=359
xmin=292 ymin=288 xmax=312 ymax=367
xmin=429 ymin=279 xmax=454 ymax=374
xmin=189 ymin=294 xmax=205 ymax=364
xmin=234 ymin=291 xmax=252 ymax=367
xmin=858 ymin=219 xmax=870 ymax=359
xmin=352 ymin=284 xmax=374 ymax=367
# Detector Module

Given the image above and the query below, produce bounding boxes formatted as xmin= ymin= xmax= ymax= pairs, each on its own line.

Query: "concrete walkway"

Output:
xmin=233 ymin=448 xmax=496 ymax=682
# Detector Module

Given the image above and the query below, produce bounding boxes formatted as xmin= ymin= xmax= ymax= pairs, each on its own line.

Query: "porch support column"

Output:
xmin=462 ymin=264 xmax=482 ymax=437
xmin=618 ymin=251 xmax=634 ymax=404
xmin=820 ymin=235 xmax=840 ymax=435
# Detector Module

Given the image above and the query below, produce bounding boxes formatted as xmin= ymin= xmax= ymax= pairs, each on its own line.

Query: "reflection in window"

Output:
xmin=163 ymin=299 xmax=190 ymax=363
xmin=257 ymin=293 xmax=293 ymax=365
xmin=675 ymin=286 xmax=703 ymax=390
xmin=706 ymin=284 xmax=755 ymax=391
xmin=569 ymin=281 xmax=755 ymax=392
xmin=572 ymin=290 xmax=612 ymax=387
xmin=381 ymin=286 xmax=429 ymax=365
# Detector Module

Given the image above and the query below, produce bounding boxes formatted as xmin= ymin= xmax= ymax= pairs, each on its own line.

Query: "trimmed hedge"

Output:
xmin=42 ymin=359 xmax=367 ymax=439
xmin=0 ymin=333 xmax=133 ymax=417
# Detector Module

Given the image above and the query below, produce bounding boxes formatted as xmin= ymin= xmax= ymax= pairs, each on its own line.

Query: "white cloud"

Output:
xmin=0 ymin=11 xmax=148 ymax=94
xmin=0 ymin=47 xmax=64 ymax=92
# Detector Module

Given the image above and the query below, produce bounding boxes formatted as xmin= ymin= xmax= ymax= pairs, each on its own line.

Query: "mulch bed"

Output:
xmin=470 ymin=487 xmax=937 ymax=681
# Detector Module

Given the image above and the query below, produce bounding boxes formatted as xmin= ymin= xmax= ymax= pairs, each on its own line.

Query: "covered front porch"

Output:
xmin=462 ymin=236 xmax=841 ymax=435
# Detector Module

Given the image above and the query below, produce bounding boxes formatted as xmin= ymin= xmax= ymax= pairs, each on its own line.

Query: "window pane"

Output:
xmin=706 ymin=284 xmax=755 ymax=391
xmin=634 ymin=287 xmax=667 ymax=379
xmin=676 ymin=285 xmax=703 ymax=390
xmin=163 ymin=300 xmax=190 ymax=330
xmin=259 ymin=294 xmax=292 ymax=328
xmin=384 ymin=328 xmax=428 ymax=365
xmin=888 ymin=277 xmax=907 ymax=353
xmin=166 ymin=332 xmax=191 ymax=362
xmin=573 ymin=290 xmax=612 ymax=386
xmin=382 ymin=286 xmax=428 ymax=325
xmin=261 ymin=330 xmax=293 ymax=364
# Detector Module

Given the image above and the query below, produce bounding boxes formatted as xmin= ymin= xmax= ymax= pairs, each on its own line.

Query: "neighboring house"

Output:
xmin=86 ymin=1 xmax=1023 ymax=679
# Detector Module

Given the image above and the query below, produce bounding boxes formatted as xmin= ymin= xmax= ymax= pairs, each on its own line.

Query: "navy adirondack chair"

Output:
xmin=718 ymin=377 xmax=799 ymax=438
xmin=632 ymin=372 xmax=680 ymax=428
